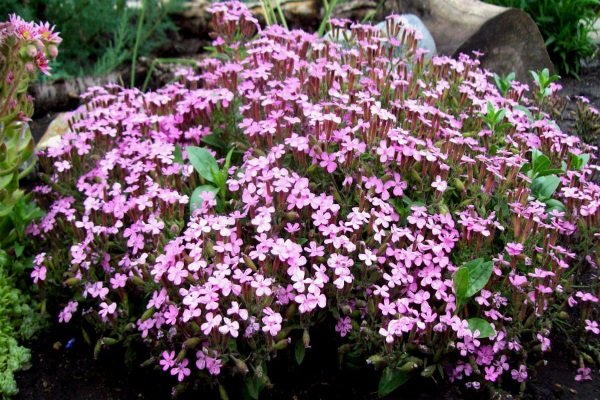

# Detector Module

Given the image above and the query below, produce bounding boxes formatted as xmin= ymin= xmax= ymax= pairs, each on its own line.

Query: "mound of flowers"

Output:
xmin=29 ymin=2 xmax=600 ymax=397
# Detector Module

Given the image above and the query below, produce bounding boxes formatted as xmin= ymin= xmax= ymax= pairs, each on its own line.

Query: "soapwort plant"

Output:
xmin=29 ymin=2 xmax=600 ymax=397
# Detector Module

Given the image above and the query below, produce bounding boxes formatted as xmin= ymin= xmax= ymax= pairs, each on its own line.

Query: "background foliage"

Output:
xmin=483 ymin=0 xmax=599 ymax=78
xmin=0 ymin=0 xmax=180 ymax=79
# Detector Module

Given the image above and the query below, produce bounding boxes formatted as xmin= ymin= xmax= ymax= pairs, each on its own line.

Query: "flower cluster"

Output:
xmin=30 ymin=2 xmax=599 ymax=396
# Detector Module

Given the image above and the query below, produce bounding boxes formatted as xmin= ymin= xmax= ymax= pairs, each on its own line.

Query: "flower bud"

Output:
xmin=94 ymin=340 xmax=102 ymax=359
xmin=176 ymin=348 xmax=187 ymax=362
xmin=399 ymin=357 xmax=423 ymax=372
xmin=141 ymin=306 xmax=156 ymax=321
xmin=25 ymin=62 xmax=35 ymax=73
xmin=63 ymin=277 xmax=80 ymax=287
xmin=26 ymin=45 xmax=37 ymax=58
xmin=231 ymin=356 xmax=249 ymax=374
xmin=366 ymin=354 xmax=386 ymax=368
xmin=242 ymin=254 xmax=257 ymax=272
xmin=101 ymin=337 xmax=118 ymax=346
xmin=140 ymin=358 xmax=155 ymax=367
xmin=131 ymin=275 xmax=145 ymax=287
xmin=421 ymin=364 xmax=437 ymax=377
xmin=270 ymin=338 xmax=290 ymax=351
xmin=46 ymin=44 xmax=58 ymax=59
xmin=183 ymin=337 xmax=202 ymax=349
xmin=454 ymin=178 xmax=465 ymax=192
xmin=302 ymin=328 xmax=310 ymax=348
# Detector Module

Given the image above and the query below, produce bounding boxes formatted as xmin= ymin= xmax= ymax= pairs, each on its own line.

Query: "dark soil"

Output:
xmin=16 ymin=58 xmax=600 ymax=400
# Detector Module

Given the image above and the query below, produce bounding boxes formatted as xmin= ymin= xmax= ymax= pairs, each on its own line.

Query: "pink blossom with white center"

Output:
xmin=167 ymin=261 xmax=189 ymax=285
xmin=431 ymin=175 xmax=447 ymax=192
xmin=358 ymin=247 xmax=378 ymax=266
xmin=99 ymin=302 xmax=117 ymax=319
xmin=261 ymin=307 xmax=282 ymax=336
xmin=201 ymin=312 xmax=223 ymax=335
xmin=218 ymin=317 xmax=240 ymax=338
xmin=54 ymin=160 xmax=71 ymax=172
xmin=319 ymin=152 xmax=337 ymax=173
xmin=227 ymin=301 xmax=249 ymax=320
xmin=251 ymin=274 xmax=273 ymax=297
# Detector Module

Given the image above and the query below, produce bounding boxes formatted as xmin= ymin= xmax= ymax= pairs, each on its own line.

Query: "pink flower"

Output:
xmin=160 ymin=350 xmax=176 ymax=371
xmin=99 ymin=302 xmax=117 ymax=318
xmin=575 ymin=367 xmax=592 ymax=381
xmin=58 ymin=301 xmax=78 ymax=323
xmin=54 ymin=160 xmax=71 ymax=172
xmin=431 ymin=175 xmax=447 ymax=192
xmin=171 ymin=359 xmax=191 ymax=381
xmin=335 ymin=316 xmax=352 ymax=337
xmin=31 ymin=265 xmax=47 ymax=283
xmin=261 ymin=307 xmax=282 ymax=336
xmin=319 ymin=152 xmax=337 ymax=173
xmin=511 ymin=365 xmax=528 ymax=382
xmin=585 ymin=319 xmax=600 ymax=334
xmin=505 ymin=242 xmax=523 ymax=256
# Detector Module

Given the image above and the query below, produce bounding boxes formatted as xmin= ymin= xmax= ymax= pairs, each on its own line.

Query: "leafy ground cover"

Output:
xmin=9 ymin=2 xmax=600 ymax=399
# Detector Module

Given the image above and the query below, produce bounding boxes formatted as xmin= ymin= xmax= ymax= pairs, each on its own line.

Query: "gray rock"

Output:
xmin=322 ymin=15 xmax=436 ymax=61
xmin=375 ymin=15 xmax=437 ymax=60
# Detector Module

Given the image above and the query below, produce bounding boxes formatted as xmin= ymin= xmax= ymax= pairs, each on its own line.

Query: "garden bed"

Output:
xmin=15 ymin=53 xmax=600 ymax=400
xmin=9 ymin=5 xmax=600 ymax=399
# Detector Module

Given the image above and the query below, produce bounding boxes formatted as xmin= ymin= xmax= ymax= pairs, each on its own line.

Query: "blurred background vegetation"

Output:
xmin=483 ymin=0 xmax=599 ymax=78
xmin=0 ymin=0 xmax=181 ymax=80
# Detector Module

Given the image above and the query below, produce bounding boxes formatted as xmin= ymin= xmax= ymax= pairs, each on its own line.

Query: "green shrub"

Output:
xmin=0 ymin=14 xmax=56 ymax=398
xmin=483 ymin=0 xmax=599 ymax=78
xmin=1 ymin=0 xmax=181 ymax=80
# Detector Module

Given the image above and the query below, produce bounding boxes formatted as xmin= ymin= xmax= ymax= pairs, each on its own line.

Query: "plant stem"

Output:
xmin=131 ymin=0 xmax=147 ymax=88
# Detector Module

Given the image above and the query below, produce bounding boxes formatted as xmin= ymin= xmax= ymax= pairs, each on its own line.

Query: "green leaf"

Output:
xmin=543 ymin=199 xmax=567 ymax=214
xmin=201 ymin=133 xmax=227 ymax=151
xmin=464 ymin=259 xmax=494 ymax=297
xmin=173 ymin=143 xmax=183 ymax=165
xmin=579 ymin=153 xmax=590 ymax=169
xmin=453 ymin=267 xmax=469 ymax=310
xmin=569 ymin=152 xmax=590 ymax=171
xmin=467 ymin=318 xmax=495 ymax=339
xmin=513 ymin=104 xmax=535 ymax=123
xmin=532 ymin=153 xmax=550 ymax=176
xmin=295 ymin=338 xmax=306 ymax=365
xmin=14 ymin=243 xmax=24 ymax=257
xmin=186 ymin=146 xmax=220 ymax=183
xmin=537 ymin=168 xmax=565 ymax=177
xmin=0 ymin=174 xmax=13 ymax=192
xmin=224 ymin=147 xmax=235 ymax=173
xmin=531 ymin=175 xmax=560 ymax=199
xmin=190 ymin=185 xmax=220 ymax=212
xmin=243 ymin=376 xmax=262 ymax=400
xmin=0 ymin=204 xmax=13 ymax=218
xmin=378 ymin=367 xmax=411 ymax=398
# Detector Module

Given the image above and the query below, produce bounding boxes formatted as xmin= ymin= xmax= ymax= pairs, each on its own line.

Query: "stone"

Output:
xmin=375 ymin=14 xmax=437 ymax=59
xmin=36 ymin=112 xmax=70 ymax=151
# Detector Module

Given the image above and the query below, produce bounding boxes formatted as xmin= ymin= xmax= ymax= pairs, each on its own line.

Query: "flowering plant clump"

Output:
xmin=0 ymin=14 xmax=60 ymax=243
xmin=0 ymin=15 xmax=59 ymax=399
xmin=31 ymin=2 xmax=600 ymax=397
